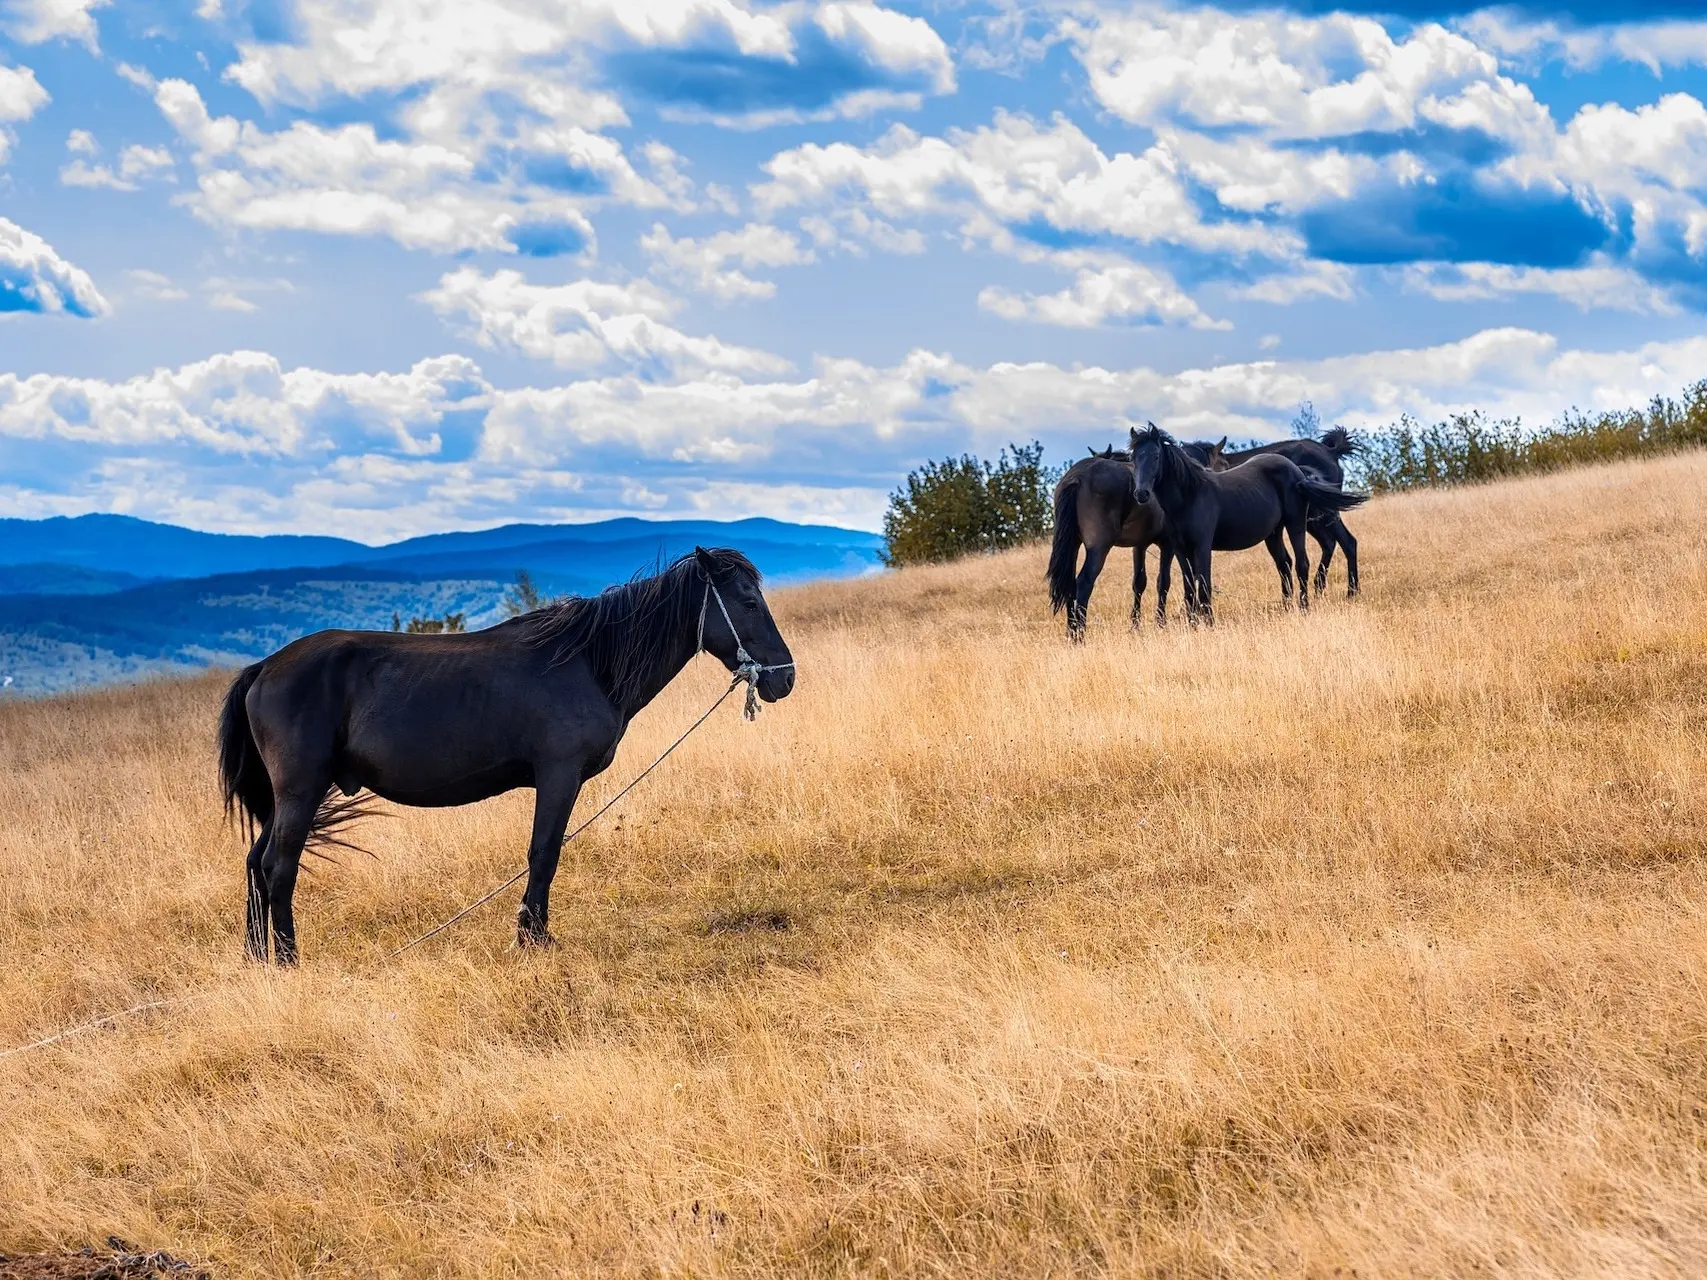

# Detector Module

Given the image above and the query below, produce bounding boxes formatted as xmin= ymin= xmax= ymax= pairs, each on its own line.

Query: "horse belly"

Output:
xmin=1212 ymin=499 xmax=1282 ymax=551
xmin=364 ymin=760 xmax=534 ymax=808
xmin=341 ymin=702 xmax=537 ymax=807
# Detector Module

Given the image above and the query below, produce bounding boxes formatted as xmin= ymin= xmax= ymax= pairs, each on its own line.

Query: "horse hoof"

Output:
xmin=517 ymin=930 xmax=558 ymax=951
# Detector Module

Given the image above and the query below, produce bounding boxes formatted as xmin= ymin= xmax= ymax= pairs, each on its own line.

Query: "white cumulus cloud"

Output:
xmin=0 ymin=217 xmax=108 ymax=318
xmin=422 ymin=267 xmax=793 ymax=379
xmin=979 ymin=260 xmax=1228 ymax=330
xmin=3 ymin=0 xmax=108 ymax=46
xmin=641 ymin=222 xmax=815 ymax=300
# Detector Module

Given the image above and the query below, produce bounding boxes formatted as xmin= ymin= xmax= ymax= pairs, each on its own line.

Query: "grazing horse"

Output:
xmin=1184 ymin=428 xmax=1364 ymax=597
xmin=1129 ymin=425 xmax=1368 ymax=624
xmin=218 ymin=547 xmax=795 ymax=964
xmin=1047 ymin=449 xmax=1174 ymax=640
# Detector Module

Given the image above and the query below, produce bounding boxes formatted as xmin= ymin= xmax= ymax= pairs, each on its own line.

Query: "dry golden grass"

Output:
xmin=3 ymin=455 xmax=1707 ymax=1277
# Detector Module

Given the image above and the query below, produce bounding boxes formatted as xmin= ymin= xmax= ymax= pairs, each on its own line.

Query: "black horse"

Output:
xmin=1184 ymin=427 xmax=1364 ymax=597
xmin=1047 ymin=449 xmax=1174 ymax=640
xmin=1130 ymin=425 xmax=1368 ymax=624
xmin=217 ymin=547 xmax=795 ymax=964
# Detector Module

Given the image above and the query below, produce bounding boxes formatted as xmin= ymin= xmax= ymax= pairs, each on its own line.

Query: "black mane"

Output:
xmin=520 ymin=548 xmax=760 ymax=705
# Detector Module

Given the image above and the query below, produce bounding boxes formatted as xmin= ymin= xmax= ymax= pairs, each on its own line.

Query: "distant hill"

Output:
xmin=0 ymin=513 xmax=885 ymax=693
xmin=0 ymin=562 xmax=151 ymax=596
xmin=0 ymin=513 xmax=883 ymax=585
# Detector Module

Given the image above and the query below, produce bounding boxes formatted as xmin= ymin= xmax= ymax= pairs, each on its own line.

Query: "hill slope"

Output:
xmin=0 ymin=454 xmax=1704 ymax=1276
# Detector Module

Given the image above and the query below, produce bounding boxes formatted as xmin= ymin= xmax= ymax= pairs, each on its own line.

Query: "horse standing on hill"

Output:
xmin=1183 ymin=427 xmax=1365 ymax=597
xmin=218 ymin=548 xmax=795 ymax=965
xmin=1129 ymin=425 xmax=1368 ymax=624
xmin=1047 ymin=448 xmax=1175 ymax=641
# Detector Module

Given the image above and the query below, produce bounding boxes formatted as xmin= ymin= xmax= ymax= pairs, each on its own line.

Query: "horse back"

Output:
xmin=1234 ymin=440 xmax=1344 ymax=486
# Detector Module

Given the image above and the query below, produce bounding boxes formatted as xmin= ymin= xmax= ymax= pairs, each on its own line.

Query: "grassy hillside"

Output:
xmin=1 ymin=454 xmax=1705 ymax=1276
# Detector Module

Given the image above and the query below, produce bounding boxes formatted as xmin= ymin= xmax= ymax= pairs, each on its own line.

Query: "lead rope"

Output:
xmin=1 ymin=579 xmax=795 ymax=1057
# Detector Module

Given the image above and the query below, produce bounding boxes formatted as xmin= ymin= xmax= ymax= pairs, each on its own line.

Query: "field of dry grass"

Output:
xmin=2 ymin=454 xmax=1706 ymax=1277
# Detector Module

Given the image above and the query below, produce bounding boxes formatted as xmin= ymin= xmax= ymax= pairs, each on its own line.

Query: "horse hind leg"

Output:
xmin=1311 ymin=520 xmax=1337 ymax=595
xmin=1264 ymin=531 xmax=1295 ymax=609
xmin=1070 ymin=541 xmax=1111 ymax=642
xmin=1338 ymin=521 xmax=1360 ymax=597
xmin=244 ymin=819 xmax=273 ymax=962
xmin=1286 ymin=517 xmax=1312 ymax=613
xmin=263 ymin=788 xmax=326 ymax=966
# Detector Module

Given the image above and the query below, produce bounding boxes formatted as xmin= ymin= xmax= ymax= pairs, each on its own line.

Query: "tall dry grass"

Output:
xmin=2 ymin=455 xmax=1706 ymax=1277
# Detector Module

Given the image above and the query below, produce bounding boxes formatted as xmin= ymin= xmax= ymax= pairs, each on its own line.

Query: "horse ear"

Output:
xmin=1216 ymin=436 xmax=1228 ymax=451
xmin=692 ymin=546 xmax=718 ymax=580
xmin=1128 ymin=427 xmax=1141 ymax=449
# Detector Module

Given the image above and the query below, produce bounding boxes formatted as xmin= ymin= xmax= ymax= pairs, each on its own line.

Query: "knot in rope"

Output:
xmin=700 ymin=581 xmax=793 ymax=720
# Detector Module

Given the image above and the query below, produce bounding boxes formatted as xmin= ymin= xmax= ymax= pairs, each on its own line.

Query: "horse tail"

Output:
xmin=1298 ymin=477 xmax=1369 ymax=515
xmin=1319 ymin=426 xmax=1363 ymax=458
xmin=218 ymin=663 xmax=272 ymax=840
xmin=1047 ymin=476 xmax=1083 ymax=614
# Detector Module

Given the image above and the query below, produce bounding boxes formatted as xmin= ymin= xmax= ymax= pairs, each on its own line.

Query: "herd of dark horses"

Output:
xmin=1048 ymin=424 xmax=1369 ymax=635
xmin=218 ymin=426 xmax=1368 ymax=965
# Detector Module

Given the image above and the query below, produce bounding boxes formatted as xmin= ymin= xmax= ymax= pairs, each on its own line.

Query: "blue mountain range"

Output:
xmin=0 ymin=514 xmax=885 ymax=694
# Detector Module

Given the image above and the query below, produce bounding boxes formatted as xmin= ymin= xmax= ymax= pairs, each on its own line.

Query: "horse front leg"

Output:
xmin=1191 ymin=548 xmax=1215 ymax=626
xmin=1070 ymin=542 xmax=1111 ymax=642
xmin=517 ymin=766 xmax=583 ymax=948
xmin=1264 ymin=531 xmax=1294 ymax=609
xmin=1155 ymin=542 xmax=1174 ymax=627
xmin=1129 ymin=546 xmax=1147 ymax=629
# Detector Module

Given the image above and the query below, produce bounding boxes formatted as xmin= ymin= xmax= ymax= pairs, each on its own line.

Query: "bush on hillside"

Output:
xmin=883 ymin=441 xmax=1058 ymax=567
xmin=501 ymin=569 xmax=557 ymax=617
xmin=1356 ymin=381 xmax=1707 ymax=492
xmin=396 ymin=612 xmax=466 ymax=633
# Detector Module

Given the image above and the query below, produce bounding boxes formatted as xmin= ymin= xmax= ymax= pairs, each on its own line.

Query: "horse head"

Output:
xmin=693 ymin=547 xmax=796 ymax=704
xmin=1128 ymin=423 xmax=1174 ymax=506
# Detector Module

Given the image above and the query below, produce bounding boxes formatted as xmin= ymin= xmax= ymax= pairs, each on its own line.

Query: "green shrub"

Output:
xmin=501 ymin=569 xmax=555 ymax=617
xmin=882 ymin=441 xmax=1059 ymax=567
xmin=402 ymin=612 xmax=466 ymax=634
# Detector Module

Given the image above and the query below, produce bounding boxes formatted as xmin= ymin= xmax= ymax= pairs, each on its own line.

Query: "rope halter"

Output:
xmin=698 ymin=579 xmax=795 ymax=720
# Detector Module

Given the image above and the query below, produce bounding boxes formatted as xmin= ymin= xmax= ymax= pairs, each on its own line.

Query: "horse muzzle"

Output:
xmin=757 ymin=666 xmax=795 ymax=703
xmin=1134 ymin=487 xmax=1153 ymax=505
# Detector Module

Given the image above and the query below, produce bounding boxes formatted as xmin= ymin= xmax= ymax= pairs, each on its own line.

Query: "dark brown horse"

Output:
xmin=1185 ymin=428 xmax=1364 ymax=597
xmin=1131 ymin=425 xmax=1368 ymax=624
xmin=1047 ymin=448 xmax=1173 ymax=640
xmin=218 ymin=547 xmax=794 ymax=964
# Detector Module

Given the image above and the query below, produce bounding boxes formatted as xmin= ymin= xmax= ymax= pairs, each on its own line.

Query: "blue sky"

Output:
xmin=4 ymin=0 xmax=1707 ymax=539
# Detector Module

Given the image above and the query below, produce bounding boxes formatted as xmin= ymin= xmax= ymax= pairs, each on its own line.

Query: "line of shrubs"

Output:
xmin=1352 ymin=380 xmax=1707 ymax=493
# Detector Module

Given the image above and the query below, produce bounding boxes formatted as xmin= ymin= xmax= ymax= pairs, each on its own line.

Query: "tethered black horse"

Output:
xmin=218 ymin=548 xmax=794 ymax=964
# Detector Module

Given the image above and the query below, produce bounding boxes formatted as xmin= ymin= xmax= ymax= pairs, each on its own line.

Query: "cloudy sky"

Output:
xmin=3 ymin=0 xmax=1707 ymax=539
